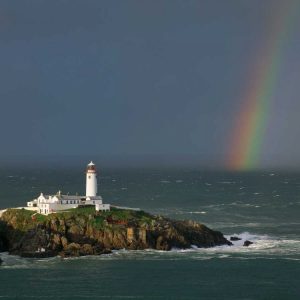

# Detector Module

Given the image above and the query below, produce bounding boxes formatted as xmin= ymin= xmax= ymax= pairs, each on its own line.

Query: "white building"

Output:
xmin=27 ymin=161 xmax=110 ymax=215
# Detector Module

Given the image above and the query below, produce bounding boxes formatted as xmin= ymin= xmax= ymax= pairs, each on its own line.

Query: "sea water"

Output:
xmin=0 ymin=167 xmax=299 ymax=299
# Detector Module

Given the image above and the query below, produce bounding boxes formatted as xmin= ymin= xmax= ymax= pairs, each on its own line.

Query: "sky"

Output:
xmin=0 ymin=0 xmax=300 ymax=169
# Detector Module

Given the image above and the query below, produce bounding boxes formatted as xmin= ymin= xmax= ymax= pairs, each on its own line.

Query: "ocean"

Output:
xmin=0 ymin=167 xmax=299 ymax=299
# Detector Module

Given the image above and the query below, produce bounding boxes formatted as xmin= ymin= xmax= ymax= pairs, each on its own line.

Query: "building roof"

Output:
xmin=39 ymin=193 xmax=102 ymax=201
xmin=58 ymin=195 xmax=83 ymax=200
xmin=38 ymin=193 xmax=83 ymax=200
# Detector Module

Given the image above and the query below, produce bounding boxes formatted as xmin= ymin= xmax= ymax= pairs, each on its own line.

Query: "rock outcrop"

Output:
xmin=243 ymin=240 xmax=253 ymax=247
xmin=0 ymin=207 xmax=231 ymax=257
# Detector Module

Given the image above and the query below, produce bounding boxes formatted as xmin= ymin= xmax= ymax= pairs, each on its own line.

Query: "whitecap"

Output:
xmin=0 ymin=252 xmax=60 ymax=269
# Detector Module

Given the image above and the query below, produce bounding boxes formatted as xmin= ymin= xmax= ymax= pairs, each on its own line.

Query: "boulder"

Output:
xmin=61 ymin=236 xmax=68 ymax=248
xmin=230 ymin=236 xmax=241 ymax=241
xmin=243 ymin=240 xmax=253 ymax=247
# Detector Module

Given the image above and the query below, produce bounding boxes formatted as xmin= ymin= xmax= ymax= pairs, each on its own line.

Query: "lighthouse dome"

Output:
xmin=87 ymin=161 xmax=96 ymax=172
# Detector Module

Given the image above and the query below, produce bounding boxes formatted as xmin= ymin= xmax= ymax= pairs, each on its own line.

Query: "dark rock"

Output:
xmin=20 ymin=251 xmax=56 ymax=258
xmin=230 ymin=236 xmax=242 ymax=241
xmin=0 ymin=237 xmax=6 ymax=252
xmin=0 ymin=257 xmax=3 ymax=265
xmin=0 ymin=220 xmax=8 ymax=252
xmin=243 ymin=240 xmax=253 ymax=247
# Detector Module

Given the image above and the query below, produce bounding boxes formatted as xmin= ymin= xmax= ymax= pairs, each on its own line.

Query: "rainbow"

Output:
xmin=227 ymin=0 xmax=299 ymax=171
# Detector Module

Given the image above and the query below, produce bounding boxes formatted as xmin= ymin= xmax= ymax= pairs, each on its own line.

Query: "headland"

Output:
xmin=0 ymin=206 xmax=231 ymax=258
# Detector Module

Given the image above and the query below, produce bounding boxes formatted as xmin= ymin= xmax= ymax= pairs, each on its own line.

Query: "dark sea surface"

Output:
xmin=0 ymin=167 xmax=299 ymax=299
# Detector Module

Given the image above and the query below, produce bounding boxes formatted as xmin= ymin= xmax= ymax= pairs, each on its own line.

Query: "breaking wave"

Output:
xmin=1 ymin=232 xmax=299 ymax=268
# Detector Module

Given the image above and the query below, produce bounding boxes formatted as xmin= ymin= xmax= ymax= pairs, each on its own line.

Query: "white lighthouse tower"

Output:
xmin=86 ymin=161 xmax=97 ymax=197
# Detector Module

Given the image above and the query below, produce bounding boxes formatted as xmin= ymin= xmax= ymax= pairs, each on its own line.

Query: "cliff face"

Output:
xmin=0 ymin=220 xmax=8 ymax=252
xmin=0 ymin=207 xmax=231 ymax=257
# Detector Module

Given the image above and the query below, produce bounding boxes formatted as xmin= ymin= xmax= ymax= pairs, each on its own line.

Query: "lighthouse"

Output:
xmin=26 ymin=161 xmax=111 ymax=215
xmin=86 ymin=161 xmax=97 ymax=197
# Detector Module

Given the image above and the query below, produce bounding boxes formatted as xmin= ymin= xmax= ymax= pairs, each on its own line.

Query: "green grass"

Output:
xmin=55 ymin=206 xmax=96 ymax=218
xmin=35 ymin=214 xmax=48 ymax=222
xmin=63 ymin=206 xmax=96 ymax=214
xmin=64 ymin=206 xmax=156 ymax=228
xmin=2 ymin=206 xmax=156 ymax=231
xmin=89 ymin=215 xmax=106 ymax=230
xmin=2 ymin=208 xmax=37 ymax=231
xmin=60 ymin=206 xmax=152 ymax=220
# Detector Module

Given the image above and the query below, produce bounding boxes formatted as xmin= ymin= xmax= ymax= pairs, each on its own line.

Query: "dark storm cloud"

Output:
xmin=0 ymin=0 xmax=102 ymax=41
xmin=0 ymin=0 xmax=299 ymax=169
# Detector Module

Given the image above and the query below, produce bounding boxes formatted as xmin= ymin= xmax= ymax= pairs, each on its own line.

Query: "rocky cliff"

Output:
xmin=0 ymin=207 xmax=231 ymax=257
